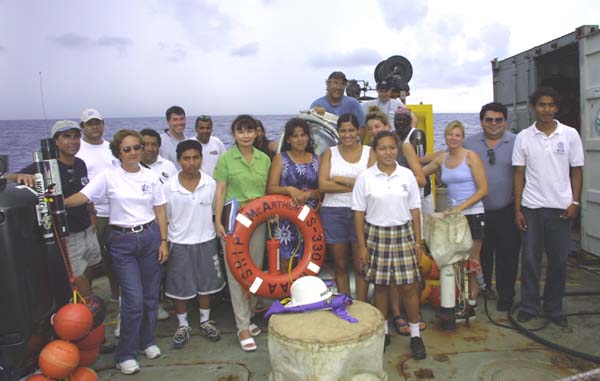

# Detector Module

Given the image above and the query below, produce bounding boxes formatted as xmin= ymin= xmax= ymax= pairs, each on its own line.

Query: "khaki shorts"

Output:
xmin=66 ymin=225 xmax=102 ymax=277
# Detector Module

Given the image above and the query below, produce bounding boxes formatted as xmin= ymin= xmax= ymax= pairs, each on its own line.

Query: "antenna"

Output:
xmin=39 ymin=71 xmax=47 ymax=120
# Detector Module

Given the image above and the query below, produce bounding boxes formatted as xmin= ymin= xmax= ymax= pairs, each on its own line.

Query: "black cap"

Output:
xmin=328 ymin=71 xmax=347 ymax=82
xmin=376 ymin=80 xmax=391 ymax=90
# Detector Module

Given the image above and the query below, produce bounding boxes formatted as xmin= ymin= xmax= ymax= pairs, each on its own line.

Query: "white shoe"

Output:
xmin=116 ymin=359 xmax=140 ymax=375
xmin=114 ymin=313 xmax=121 ymax=338
xmin=157 ymin=304 xmax=170 ymax=321
xmin=143 ymin=344 xmax=161 ymax=359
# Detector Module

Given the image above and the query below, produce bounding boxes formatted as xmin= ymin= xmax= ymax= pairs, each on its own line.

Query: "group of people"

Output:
xmin=4 ymin=71 xmax=584 ymax=372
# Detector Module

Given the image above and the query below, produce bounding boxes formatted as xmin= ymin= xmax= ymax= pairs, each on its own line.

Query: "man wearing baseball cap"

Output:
xmin=77 ymin=108 xmax=121 ymax=306
xmin=310 ymin=71 xmax=366 ymax=136
xmin=18 ymin=121 xmax=104 ymax=299
xmin=361 ymin=80 xmax=406 ymax=124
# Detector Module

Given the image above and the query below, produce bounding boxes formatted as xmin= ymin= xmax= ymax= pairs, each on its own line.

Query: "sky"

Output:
xmin=1 ymin=0 xmax=598 ymax=120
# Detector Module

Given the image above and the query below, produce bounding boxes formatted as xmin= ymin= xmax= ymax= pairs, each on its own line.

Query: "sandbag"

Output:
xmin=423 ymin=212 xmax=472 ymax=267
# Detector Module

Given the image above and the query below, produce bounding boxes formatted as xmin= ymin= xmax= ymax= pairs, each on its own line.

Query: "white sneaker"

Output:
xmin=116 ymin=359 xmax=140 ymax=375
xmin=157 ymin=304 xmax=170 ymax=321
xmin=114 ymin=313 xmax=121 ymax=338
xmin=143 ymin=344 xmax=161 ymax=359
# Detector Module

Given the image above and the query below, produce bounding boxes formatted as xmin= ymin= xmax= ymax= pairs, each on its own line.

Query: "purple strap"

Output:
xmin=264 ymin=294 xmax=358 ymax=323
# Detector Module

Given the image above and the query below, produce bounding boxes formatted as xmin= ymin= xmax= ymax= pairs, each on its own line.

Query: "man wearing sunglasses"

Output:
xmin=464 ymin=102 xmax=520 ymax=312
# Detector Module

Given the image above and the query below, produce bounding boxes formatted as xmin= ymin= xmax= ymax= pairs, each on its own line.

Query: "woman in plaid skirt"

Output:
xmin=352 ymin=131 xmax=426 ymax=360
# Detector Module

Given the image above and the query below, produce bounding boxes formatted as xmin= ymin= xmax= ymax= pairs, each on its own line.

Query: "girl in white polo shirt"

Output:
xmin=66 ymin=129 xmax=168 ymax=375
xmin=352 ymin=131 xmax=426 ymax=360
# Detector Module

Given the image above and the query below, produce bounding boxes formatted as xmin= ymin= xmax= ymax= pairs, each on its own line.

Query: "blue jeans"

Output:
xmin=520 ymin=207 xmax=571 ymax=317
xmin=109 ymin=221 xmax=162 ymax=362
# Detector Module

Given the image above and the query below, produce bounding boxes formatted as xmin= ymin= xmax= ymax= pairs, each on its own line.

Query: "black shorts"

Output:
xmin=466 ymin=213 xmax=485 ymax=240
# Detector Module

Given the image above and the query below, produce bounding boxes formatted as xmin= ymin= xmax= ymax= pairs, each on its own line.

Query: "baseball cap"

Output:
xmin=328 ymin=71 xmax=347 ymax=82
xmin=80 ymin=108 xmax=103 ymax=123
xmin=376 ymin=80 xmax=391 ymax=90
xmin=50 ymin=120 xmax=81 ymax=138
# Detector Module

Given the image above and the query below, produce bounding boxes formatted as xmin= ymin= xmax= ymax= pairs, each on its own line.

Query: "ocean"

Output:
xmin=0 ymin=113 xmax=480 ymax=172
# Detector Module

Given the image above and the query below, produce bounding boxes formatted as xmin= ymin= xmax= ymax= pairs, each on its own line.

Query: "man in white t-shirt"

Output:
xmin=77 ymin=108 xmax=120 ymax=302
xmin=140 ymin=129 xmax=177 ymax=184
xmin=361 ymin=80 xmax=405 ymax=124
xmin=513 ymin=87 xmax=584 ymax=327
xmin=193 ymin=115 xmax=226 ymax=176
xmin=164 ymin=140 xmax=225 ymax=348
xmin=159 ymin=106 xmax=188 ymax=169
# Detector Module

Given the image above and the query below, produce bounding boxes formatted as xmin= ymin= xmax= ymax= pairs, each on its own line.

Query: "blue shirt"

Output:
xmin=310 ymin=96 xmax=366 ymax=126
xmin=464 ymin=131 xmax=516 ymax=211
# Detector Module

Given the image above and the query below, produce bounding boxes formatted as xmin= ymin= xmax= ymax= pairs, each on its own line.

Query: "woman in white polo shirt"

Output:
xmin=352 ymin=131 xmax=426 ymax=360
xmin=66 ymin=129 xmax=168 ymax=375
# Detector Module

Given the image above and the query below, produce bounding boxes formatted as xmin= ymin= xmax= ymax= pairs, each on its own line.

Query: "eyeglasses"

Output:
xmin=487 ymin=149 xmax=496 ymax=165
xmin=121 ymin=144 xmax=144 ymax=153
xmin=483 ymin=117 xmax=505 ymax=124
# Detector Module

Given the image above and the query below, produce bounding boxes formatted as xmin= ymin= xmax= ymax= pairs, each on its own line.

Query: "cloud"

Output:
xmin=0 ymin=45 xmax=5 ymax=51
xmin=159 ymin=0 xmax=233 ymax=51
xmin=230 ymin=42 xmax=259 ymax=57
xmin=377 ymin=0 xmax=428 ymax=30
xmin=95 ymin=36 xmax=133 ymax=54
xmin=158 ymin=42 xmax=187 ymax=62
xmin=309 ymin=48 xmax=384 ymax=68
xmin=49 ymin=33 xmax=90 ymax=48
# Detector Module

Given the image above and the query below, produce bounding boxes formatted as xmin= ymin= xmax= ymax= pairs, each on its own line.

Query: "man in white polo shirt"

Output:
xmin=193 ymin=115 xmax=226 ymax=176
xmin=77 ymin=108 xmax=120 ymax=302
xmin=164 ymin=140 xmax=225 ymax=348
xmin=140 ymin=129 xmax=177 ymax=184
xmin=513 ymin=87 xmax=584 ymax=327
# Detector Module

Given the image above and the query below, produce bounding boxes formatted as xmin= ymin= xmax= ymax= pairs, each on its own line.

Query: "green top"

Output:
xmin=213 ymin=145 xmax=271 ymax=207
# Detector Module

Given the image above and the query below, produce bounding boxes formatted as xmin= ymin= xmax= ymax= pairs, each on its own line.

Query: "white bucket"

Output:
xmin=268 ymin=300 xmax=387 ymax=381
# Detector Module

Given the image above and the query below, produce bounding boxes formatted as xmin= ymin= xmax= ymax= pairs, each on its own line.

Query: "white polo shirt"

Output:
xmin=164 ymin=171 xmax=216 ymax=244
xmin=147 ymin=155 xmax=177 ymax=184
xmin=512 ymin=121 xmax=584 ymax=209
xmin=352 ymin=163 xmax=421 ymax=226
xmin=81 ymin=165 xmax=165 ymax=227
xmin=194 ymin=136 xmax=226 ymax=176
xmin=76 ymin=139 xmax=119 ymax=217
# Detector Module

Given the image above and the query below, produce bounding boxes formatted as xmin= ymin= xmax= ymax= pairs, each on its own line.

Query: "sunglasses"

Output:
xmin=121 ymin=144 xmax=144 ymax=153
xmin=487 ymin=149 xmax=496 ymax=165
xmin=483 ymin=117 xmax=505 ymax=124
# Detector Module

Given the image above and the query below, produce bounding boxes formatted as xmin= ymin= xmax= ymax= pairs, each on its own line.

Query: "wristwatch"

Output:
xmin=572 ymin=201 xmax=580 ymax=206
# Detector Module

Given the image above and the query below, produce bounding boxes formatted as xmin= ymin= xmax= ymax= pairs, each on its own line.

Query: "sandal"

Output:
xmin=249 ymin=323 xmax=261 ymax=337
xmin=392 ymin=315 xmax=410 ymax=336
xmin=237 ymin=330 xmax=257 ymax=352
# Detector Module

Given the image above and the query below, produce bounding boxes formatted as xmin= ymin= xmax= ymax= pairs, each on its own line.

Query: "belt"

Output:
xmin=110 ymin=221 xmax=153 ymax=233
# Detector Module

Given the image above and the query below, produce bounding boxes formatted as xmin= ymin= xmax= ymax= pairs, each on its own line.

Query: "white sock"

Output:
xmin=177 ymin=313 xmax=189 ymax=327
xmin=409 ymin=322 xmax=420 ymax=338
xmin=199 ymin=308 xmax=210 ymax=323
xmin=384 ymin=320 xmax=389 ymax=335
xmin=468 ymin=299 xmax=477 ymax=307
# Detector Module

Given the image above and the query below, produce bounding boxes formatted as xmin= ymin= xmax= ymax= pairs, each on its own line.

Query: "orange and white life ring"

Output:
xmin=226 ymin=195 xmax=326 ymax=299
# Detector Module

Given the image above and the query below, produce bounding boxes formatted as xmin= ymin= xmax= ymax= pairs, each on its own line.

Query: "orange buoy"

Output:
xmin=424 ymin=260 xmax=440 ymax=280
xmin=75 ymin=324 xmax=105 ymax=350
xmin=38 ymin=340 xmax=79 ymax=379
xmin=52 ymin=304 xmax=94 ymax=341
xmin=71 ymin=367 xmax=98 ymax=381
xmin=418 ymin=254 xmax=433 ymax=277
xmin=83 ymin=295 xmax=107 ymax=328
xmin=26 ymin=374 xmax=53 ymax=381
xmin=78 ymin=346 xmax=100 ymax=367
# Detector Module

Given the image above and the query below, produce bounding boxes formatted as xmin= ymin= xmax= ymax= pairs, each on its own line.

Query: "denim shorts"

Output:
xmin=319 ymin=206 xmax=358 ymax=244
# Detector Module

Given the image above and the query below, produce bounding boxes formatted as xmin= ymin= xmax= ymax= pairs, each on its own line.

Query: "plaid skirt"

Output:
xmin=364 ymin=222 xmax=421 ymax=286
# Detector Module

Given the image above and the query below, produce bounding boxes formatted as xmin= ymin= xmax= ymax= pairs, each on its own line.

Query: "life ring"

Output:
xmin=226 ymin=195 xmax=326 ymax=299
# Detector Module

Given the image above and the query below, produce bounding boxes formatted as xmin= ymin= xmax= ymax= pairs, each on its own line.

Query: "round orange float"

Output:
xmin=38 ymin=339 xmax=79 ymax=379
xmin=71 ymin=367 xmax=98 ymax=381
xmin=26 ymin=374 xmax=53 ymax=381
xmin=75 ymin=324 xmax=105 ymax=350
xmin=52 ymin=303 xmax=93 ymax=341
xmin=78 ymin=346 xmax=100 ymax=367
